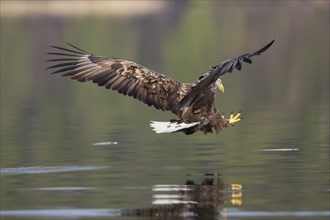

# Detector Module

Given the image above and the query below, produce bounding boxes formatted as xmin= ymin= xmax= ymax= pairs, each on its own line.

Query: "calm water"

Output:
xmin=1 ymin=105 xmax=329 ymax=219
xmin=1 ymin=1 xmax=329 ymax=219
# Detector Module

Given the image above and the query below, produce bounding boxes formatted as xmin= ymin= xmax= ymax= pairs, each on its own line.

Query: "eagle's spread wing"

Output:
xmin=47 ymin=44 xmax=181 ymax=111
xmin=178 ymin=40 xmax=275 ymax=109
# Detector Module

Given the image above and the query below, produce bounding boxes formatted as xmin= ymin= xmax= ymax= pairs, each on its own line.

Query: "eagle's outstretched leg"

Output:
xmin=223 ymin=111 xmax=242 ymax=126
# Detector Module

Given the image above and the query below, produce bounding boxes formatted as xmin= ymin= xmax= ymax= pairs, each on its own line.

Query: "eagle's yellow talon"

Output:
xmin=227 ymin=112 xmax=242 ymax=125
xmin=232 ymin=113 xmax=241 ymax=120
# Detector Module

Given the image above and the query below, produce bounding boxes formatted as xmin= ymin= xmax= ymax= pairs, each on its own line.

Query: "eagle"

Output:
xmin=47 ymin=40 xmax=274 ymax=135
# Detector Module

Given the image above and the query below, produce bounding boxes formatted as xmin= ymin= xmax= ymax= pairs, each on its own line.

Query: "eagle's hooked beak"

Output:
xmin=219 ymin=83 xmax=225 ymax=93
xmin=216 ymin=79 xmax=225 ymax=93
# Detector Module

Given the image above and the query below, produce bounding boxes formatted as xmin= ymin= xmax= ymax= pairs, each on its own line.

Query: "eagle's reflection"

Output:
xmin=122 ymin=173 xmax=242 ymax=219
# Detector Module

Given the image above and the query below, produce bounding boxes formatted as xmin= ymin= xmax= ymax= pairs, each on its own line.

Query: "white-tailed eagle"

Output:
xmin=47 ymin=40 xmax=274 ymax=135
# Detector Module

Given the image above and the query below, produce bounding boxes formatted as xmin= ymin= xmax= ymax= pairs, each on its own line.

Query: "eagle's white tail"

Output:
xmin=150 ymin=121 xmax=199 ymax=134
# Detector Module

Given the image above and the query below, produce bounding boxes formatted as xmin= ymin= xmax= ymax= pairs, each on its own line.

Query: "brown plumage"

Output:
xmin=47 ymin=40 xmax=274 ymax=135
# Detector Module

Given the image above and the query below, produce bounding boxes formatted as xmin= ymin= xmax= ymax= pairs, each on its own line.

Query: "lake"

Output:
xmin=1 ymin=1 xmax=329 ymax=219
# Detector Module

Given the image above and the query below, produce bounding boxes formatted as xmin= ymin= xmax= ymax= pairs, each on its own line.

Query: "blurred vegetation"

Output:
xmin=1 ymin=1 xmax=329 ymax=211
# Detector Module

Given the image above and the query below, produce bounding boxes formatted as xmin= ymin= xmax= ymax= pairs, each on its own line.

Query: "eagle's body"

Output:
xmin=47 ymin=40 xmax=274 ymax=135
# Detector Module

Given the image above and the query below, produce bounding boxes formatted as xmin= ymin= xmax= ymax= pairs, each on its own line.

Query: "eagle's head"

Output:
xmin=215 ymin=79 xmax=225 ymax=93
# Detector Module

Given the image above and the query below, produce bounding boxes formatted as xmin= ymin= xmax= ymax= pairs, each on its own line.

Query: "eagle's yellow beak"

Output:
xmin=215 ymin=79 xmax=224 ymax=93
xmin=219 ymin=83 xmax=225 ymax=93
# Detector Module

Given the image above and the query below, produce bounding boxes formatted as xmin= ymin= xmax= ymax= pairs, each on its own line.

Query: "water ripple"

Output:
xmin=226 ymin=209 xmax=330 ymax=218
xmin=0 ymin=209 xmax=329 ymax=218
xmin=33 ymin=187 xmax=98 ymax=191
xmin=0 ymin=166 xmax=106 ymax=175
xmin=0 ymin=209 xmax=120 ymax=218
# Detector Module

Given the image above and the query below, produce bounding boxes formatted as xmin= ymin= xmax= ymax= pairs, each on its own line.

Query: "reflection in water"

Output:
xmin=1 ymin=172 xmax=329 ymax=219
xmin=122 ymin=173 xmax=243 ymax=219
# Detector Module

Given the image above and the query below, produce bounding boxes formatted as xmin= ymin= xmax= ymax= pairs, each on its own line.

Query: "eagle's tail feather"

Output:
xmin=150 ymin=121 xmax=199 ymax=134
